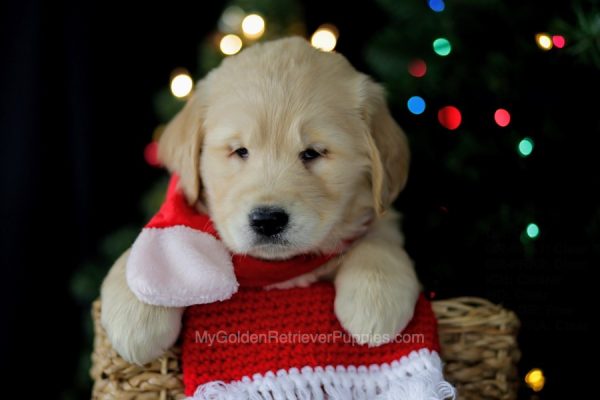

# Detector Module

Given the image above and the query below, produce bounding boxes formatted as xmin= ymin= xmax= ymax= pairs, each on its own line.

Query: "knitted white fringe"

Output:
xmin=187 ymin=349 xmax=455 ymax=400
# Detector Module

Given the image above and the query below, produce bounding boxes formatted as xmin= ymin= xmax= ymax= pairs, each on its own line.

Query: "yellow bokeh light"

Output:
xmin=536 ymin=33 xmax=553 ymax=50
xmin=242 ymin=14 xmax=265 ymax=39
xmin=525 ymin=368 xmax=545 ymax=392
xmin=220 ymin=34 xmax=243 ymax=55
xmin=170 ymin=71 xmax=193 ymax=98
xmin=311 ymin=26 xmax=338 ymax=52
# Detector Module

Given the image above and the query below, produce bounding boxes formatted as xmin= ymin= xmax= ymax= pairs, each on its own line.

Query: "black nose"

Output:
xmin=249 ymin=207 xmax=289 ymax=237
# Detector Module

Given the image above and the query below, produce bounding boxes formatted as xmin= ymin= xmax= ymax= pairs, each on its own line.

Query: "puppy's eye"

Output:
xmin=299 ymin=148 xmax=322 ymax=162
xmin=234 ymin=147 xmax=249 ymax=159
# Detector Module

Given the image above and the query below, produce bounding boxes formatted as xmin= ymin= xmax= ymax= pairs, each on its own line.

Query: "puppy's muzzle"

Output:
xmin=249 ymin=206 xmax=289 ymax=237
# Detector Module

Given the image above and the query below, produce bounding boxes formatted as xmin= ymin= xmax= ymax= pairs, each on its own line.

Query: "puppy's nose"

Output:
xmin=249 ymin=207 xmax=289 ymax=237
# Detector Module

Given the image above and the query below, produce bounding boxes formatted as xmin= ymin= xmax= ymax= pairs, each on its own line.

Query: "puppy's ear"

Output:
xmin=158 ymin=89 xmax=204 ymax=205
xmin=360 ymin=78 xmax=410 ymax=215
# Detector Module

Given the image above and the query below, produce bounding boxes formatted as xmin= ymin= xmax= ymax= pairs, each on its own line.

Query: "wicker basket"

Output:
xmin=90 ymin=297 xmax=520 ymax=399
xmin=432 ymin=298 xmax=521 ymax=399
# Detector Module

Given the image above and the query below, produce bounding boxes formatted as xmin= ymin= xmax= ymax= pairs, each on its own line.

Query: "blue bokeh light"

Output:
xmin=428 ymin=0 xmax=445 ymax=12
xmin=407 ymin=96 xmax=426 ymax=115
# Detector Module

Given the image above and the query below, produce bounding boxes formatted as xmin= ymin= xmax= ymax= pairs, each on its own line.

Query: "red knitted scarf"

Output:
xmin=181 ymin=290 xmax=446 ymax=399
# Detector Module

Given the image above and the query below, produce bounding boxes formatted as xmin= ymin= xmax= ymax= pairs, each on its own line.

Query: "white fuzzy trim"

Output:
xmin=187 ymin=349 xmax=455 ymax=400
xmin=126 ymin=226 xmax=239 ymax=307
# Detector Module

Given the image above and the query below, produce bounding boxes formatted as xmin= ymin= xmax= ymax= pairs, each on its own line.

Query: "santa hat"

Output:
xmin=182 ymin=288 xmax=454 ymax=400
xmin=126 ymin=176 xmax=455 ymax=399
xmin=126 ymin=176 xmax=336 ymax=307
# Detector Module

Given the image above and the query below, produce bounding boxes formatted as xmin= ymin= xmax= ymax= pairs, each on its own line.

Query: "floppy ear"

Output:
xmin=158 ymin=87 xmax=205 ymax=205
xmin=361 ymin=78 xmax=410 ymax=215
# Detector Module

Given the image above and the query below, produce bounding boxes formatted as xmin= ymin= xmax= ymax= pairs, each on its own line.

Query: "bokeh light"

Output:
xmin=433 ymin=38 xmax=452 ymax=56
xmin=311 ymin=26 xmax=338 ymax=51
xmin=518 ymin=137 xmax=534 ymax=157
xmin=408 ymin=59 xmax=427 ymax=77
xmin=552 ymin=35 xmax=566 ymax=48
xmin=526 ymin=223 xmax=540 ymax=239
xmin=407 ymin=96 xmax=426 ymax=115
xmin=242 ymin=14 xmax=265 ymax=39
xmin=170 ymin=71 xmax=193 ymax=98
xmin=535 ymin=33 xmax=553 ymax=50
xmin=494 ymin=108 xmax=511 ymax=127
xmin=438 ymin=106 xmax=462 ymax=130
xmin=525 ymin=368 xmax=545 ymax=392
xmin=218 ymin=6 xmax=245 ymax=32
xmin=144 ymin=141 xmax=161 ymax=167
xmin=220 ymin=34 xmax=243 ymax=55
xmin=428 ymin=0 xmax=445 ymax=12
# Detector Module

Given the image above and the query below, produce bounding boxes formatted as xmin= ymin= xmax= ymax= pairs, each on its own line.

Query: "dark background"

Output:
xmin=0 ymin=0 xmax=596 ymax=398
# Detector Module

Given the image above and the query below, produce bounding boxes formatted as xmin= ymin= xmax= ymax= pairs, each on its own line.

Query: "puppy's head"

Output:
xmin=159 ymin=37 xmax=408 ymax=260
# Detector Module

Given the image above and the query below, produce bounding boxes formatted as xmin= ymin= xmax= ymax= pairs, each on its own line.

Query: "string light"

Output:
xmin=438 ymin=106 xmax=462 ymax=130
xmin=535 ymin=33 xmax=553 ymax=50
xmin=220 ymin=34 xmax=243 ymax=55
xmin=518 ymin=137 xmax=534 ymax=157
xmin=552 ymin=35 xmax=566 ymax=48
xmin=219 ymin=6 xmax=245 ymax=32
xmin=428 ymin=0 xmax=445 ymax=12
xmin=311 ymin=25 xmax=338 ymax=51
xmin=170 ymin=70 xmax=193 ymax=98
xmin=242 ymin=14 xmax=265 ymax=40
xmin=144 ymin=141 xmax=161 ymax=167
xmin=407 ymin=96 xmax=426 ymax=115
xmin=494 ymin=108 xmax=511 ymax=127
xmin=525 ymin=223 xmax=540 ymax=239
xmin=433 ymin=38 xmax=452 ymax=56
xmin=525 ymin=368 xmax=545 ymax=392
xmin=408 ymin=59 xmax=427 ymax=77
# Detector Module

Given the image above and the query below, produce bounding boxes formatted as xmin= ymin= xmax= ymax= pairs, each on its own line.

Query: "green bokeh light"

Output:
xmin=433 ymin=38 xmax=452 ymax=56
xmin=526 ymin=223 xmax=540 ymax=239
xmin=518 ymin=137 xmax=534 ymax=157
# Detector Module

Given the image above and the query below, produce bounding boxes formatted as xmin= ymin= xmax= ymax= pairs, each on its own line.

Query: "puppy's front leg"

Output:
xmin=101 ymin=249 xmax=184 ymax=365
xmin=334 ymin=212 xmax=419 ymax=346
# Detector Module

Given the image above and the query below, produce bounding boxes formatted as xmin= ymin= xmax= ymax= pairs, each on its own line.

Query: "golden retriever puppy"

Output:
xmin=101 ymin=37 xmax=419 ymax=365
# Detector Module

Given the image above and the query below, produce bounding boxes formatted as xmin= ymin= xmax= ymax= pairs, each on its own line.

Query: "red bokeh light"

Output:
xmin=144 ymin=141 xmax=161 ymax=167
xmin=438 ymin=106 xmax=462 ymax=130
xmin=408 ymin=59 xmax=427 ymax=78
xmin=552 ymin=35 xmax=566 ymax=49
xmin=494 ymin=108 xmax=511 ymax=127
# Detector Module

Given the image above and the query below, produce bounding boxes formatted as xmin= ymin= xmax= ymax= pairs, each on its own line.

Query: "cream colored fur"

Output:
xmin=100 ymin=250 xmax=184 ymax=365
xmin=101 ymin=37 xmax=419 ymax=365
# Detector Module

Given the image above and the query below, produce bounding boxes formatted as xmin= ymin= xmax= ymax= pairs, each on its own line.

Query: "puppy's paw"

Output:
xmin=334 ymin=241 xmax=420 ymax=347
xmin=100 ymin=249 xmax=184 ymax=365
xmin=102 ymin=302 xmax=183 ymax=365
xmin=334 ymin=284 xmax=415 ymax=346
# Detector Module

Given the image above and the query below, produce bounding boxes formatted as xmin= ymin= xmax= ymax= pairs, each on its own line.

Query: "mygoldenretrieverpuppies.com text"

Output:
xmin=195 ymin=330 xmax=425 ymax=346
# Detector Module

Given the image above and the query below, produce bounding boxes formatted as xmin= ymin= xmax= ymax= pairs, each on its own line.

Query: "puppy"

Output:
xmin=101 ymin=37 xmax=419 ymax=365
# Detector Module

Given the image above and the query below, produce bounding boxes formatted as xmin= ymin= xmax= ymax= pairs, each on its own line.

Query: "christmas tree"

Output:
xmin=365 ymin=0 xmax=598 ymax=397
xmin=69 ymin=0 xmax=598 ymax=398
